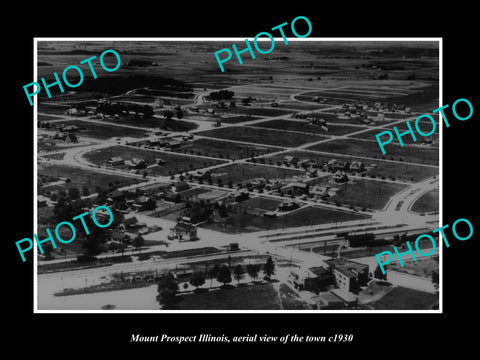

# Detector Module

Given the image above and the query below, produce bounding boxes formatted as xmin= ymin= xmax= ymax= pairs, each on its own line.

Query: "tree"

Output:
xmin=431 ymin=270 xmax=439 ymax=289
xmin=216 ymin=265 xmax=232 ymax=286
xmin=133 ymin=234 xmax=145 ymax=252
xmin=241 ymin=98 xmax=251 ymax=106
xmin=156 ymin=272 xmax=180 ymax=309
xmin=246 ymin=264 xmax=260 ymax=282
xmin=67 ymin=187 xmax=80 ymax=200
xmin=42 ymin=243 xmax=55 ymax=259
xmin=189 ymin=271 xmax=206 ymax=290
xmin=263 ymin=256 xmax=275 ymax=280
xmin=373 ymin=265 xmax=387 ymax=280
xmin=164 ymin=110 xmax=174 ymax=121
xmin=233 ymin=264 xmax=245 ymax=285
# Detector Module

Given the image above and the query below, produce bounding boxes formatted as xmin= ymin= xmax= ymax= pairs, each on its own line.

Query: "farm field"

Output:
xmin=198 ymin=126 xmax=328 ymax=148
xmin=171 ymin=137 xmax=279 ymax=160
xmin=37 ymin=163 xmax=143 ymax=194
xmin=250 ymin=119 xmax=363 ymax=136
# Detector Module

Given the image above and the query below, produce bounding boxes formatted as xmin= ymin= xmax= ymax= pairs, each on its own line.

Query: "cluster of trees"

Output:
xmin=163 ymin=109 xmax=183 ymax=121
xmin=156 ymin=257 xmax=276 ymax=309
xmin=96 ymin=102 xmax=154 ymax=118
xmin=207 ymin=90 xmax=234 ymax=100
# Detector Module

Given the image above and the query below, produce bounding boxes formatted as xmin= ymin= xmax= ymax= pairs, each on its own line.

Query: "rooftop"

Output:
xmin=325 ymin=258 xmax=369 ymax=279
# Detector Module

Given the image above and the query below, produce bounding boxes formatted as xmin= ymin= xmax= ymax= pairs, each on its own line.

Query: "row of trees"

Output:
xmin=157 ymin=257 xmax=275 ymax=309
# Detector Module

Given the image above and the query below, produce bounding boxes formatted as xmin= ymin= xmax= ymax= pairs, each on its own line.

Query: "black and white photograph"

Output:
xmin=34 ymin=39 xmax=441 ymax=312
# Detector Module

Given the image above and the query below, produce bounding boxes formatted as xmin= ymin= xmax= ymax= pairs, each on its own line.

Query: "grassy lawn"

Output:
xmin=389 ymin=257 xmax=439 ymax=278
xmin=308 ymin=138 xmax=439 ymax=166
xmin=203 ymin=205 xmax=369 ymax=234
xmin=171 ymin=137 xmax=278 ymax=160
xmin=83 ymin=145 xmax=227 ymax=175
xmin=411 ymin=189 xmax=439 ymax=213
xmin=329 ymin=179 xmax=408 ymax=210
xmin=37 ymin=163 xmax=143 ymax=194
xmin=51 ymin=120 xmax=151 ymax=139
xmin=279 ymin=283 xmax=312 ymax=309
xmin=38 ymin=114 xmax=64 ymax=121
xmin=197 ymin=126 xmax=327 ymax=148
xmin=176 ymin=282 xmax=282 ymax=310
xmin=250 ymin=119 xmax=361 ymax=136
xmin=369 ymin=286 xmax=438 ymax=310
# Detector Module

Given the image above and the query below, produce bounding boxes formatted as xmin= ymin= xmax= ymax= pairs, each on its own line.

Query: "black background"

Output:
xmin=4 ymin=2 xmax=478 ymax=355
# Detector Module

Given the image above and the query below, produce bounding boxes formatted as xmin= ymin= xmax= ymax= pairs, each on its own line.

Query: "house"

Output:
xmin=310 ymin=185 xmax=330 ymax=197
xmin=163 ymin=192 xmax=182 ymax=203
xmin=156 ymin=158 xmax=166 ymax=165
xmin=172 ymin=181 xmax=190 ymax=193
xmin=170 ymin=221 xmax=198 ymax=241
xmin=333 ymin=161 xmax=349 ymax=172
xmin=263 ymin=211 xmax=277 ymax=218
xmin=166 ymin=139 xmax=182 ymax=148
xmin=62 ymin=125 xmax=79 ymax=132
xmin=278 ymin=200 xmax=300 ymax=212
xmin=333 ymin=171 xmax=349 ymax=183
xmin=194 ymin=169 xmax=211 ymax=181
xmin=108 ymin=189 xmax=126 ymax=202
xmin=65 ymin=108 xmax=78 ymax=115
xmin=37 ymin=195 xmax=48 ymax=208
xmin=289 ymin=266 xmax=333 ymax=291
xmin=330 ymin=288 xmax=358 ymax=307
xmin=107 ymin=156 xmax=124 ymax=166
xmin=232 ymin=190 xmax=249 ymax=202
xmin=298 ymin=159 xmax=314 ymax=168
xmin=312 ymin=292 xmax=345 ymax=309
xmin=350 ymin=161 xmax=365 ymax=172
xmin=283 ymin=155 xmax=299 ymax=165
xmin=281 ymin=182 xmax=309 ymax=196
xmin=182 ymin=205 xmax=212 ymax=224
xmin=324 ymin=258 xmax=369 ymax=292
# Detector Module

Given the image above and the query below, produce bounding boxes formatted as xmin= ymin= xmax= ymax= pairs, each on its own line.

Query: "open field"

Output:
xmin=368 ymin=286 xmax=438 ymax=310
xmin=198 ymin=126 xmax=328 ymax=148
xmin=410 ymin=189 xmax=439 ymax=213
xmin=250 ymin=119 xmax=361 ymax=136
xmin=176 ymin=283 xmax=282 ymax=310
xmin=389 ymin=257 xmax=439 ymax=278
xmin=171 ymin=137 xmax=278 ymax=160
xmin=308 ymin=138 xmax=439 ymax=165
xmin=47 ymin=120 xmax=151 ymax=139
xmin=209 ymin=163 xmax=302 ymax=185
xmin=328 ymin=179 xmax=408 ymax=210
xmin=38 ymin=163 xmax=143 ymax=195
xmin=96 ymin=115 xmax=198 ymax=132
xmin=83 ymin=145 xmax=228 ymax=175
xmin=202 ymin=205 xmax=369 ymax=234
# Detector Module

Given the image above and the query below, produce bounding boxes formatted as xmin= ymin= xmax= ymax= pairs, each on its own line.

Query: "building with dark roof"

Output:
xmin=325 ymin=258 xmax=369 ymax=292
